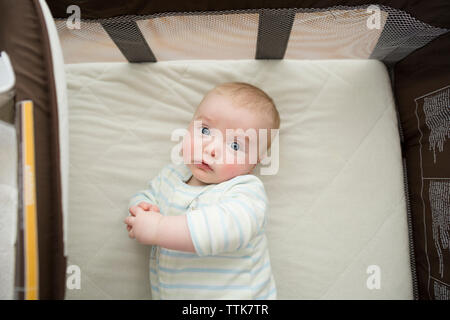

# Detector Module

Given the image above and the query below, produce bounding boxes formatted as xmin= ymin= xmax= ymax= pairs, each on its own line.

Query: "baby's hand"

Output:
xmin=133 ymin=201 xmax=160 ymax=214
xmin=127 ymin=202 xmax=160 ymax=232
xmin=125 ymin=206 xmax=162 ymax=245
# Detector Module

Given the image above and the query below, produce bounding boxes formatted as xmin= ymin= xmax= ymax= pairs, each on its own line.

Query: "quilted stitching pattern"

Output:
xmin=65 ymin=59 xmax=413 ymax=299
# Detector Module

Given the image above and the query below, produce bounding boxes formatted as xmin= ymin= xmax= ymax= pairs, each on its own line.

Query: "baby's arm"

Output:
xmin=125 ymin=175 xmax=267 ymax=255
xmin=186 ymin=176 xmax=268 ymax=256
xmin=125 ymin=205 xmax=195 ymax=252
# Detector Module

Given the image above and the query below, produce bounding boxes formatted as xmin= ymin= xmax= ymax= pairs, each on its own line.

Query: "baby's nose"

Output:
xmin=204 ymin=142 xmax=215 ymax=157
xmin=203 ymin=139 xmax=218 ymax=158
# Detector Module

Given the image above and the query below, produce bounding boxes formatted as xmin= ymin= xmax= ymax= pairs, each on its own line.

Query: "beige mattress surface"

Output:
xmin=65 ymin=59 xmax=412 ymax=299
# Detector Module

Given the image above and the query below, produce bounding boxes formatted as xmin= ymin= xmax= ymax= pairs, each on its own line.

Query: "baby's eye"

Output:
xmin=230 ymin=141 xmax=240 ymax=151
xmin=201 ymin=127 xmax=210 ymax=135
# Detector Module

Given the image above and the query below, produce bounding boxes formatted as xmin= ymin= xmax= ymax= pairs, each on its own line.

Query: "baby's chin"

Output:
xmin=189 ymin=165 xmax=236 ymax=185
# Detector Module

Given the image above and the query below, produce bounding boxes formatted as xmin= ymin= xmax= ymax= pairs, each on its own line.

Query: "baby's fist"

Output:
xmin=131 ymin=202 xmax=160 ymax=216
xmin=126 ymin=206 xmax=162 ymax=245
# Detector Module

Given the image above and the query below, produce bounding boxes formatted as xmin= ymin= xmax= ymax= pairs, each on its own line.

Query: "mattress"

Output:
xmin=65 ymin=59 xmax=413 ymax=299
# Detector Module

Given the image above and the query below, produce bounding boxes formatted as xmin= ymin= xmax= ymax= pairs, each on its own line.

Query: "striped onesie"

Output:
xmin=128 ymin=163 xmax=276 ymax=299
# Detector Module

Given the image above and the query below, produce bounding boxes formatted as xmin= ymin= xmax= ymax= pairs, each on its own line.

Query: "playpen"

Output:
xmin=0 ymin=0 xmax=448 ymax=299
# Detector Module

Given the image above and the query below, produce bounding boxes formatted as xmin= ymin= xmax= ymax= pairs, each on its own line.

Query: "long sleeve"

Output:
xmin=186 ymin=175 xmax=268 ymax=256
xmin=128 ymin=172 xmax=162 ymax=210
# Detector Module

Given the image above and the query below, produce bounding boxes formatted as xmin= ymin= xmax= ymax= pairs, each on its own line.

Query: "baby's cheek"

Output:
xmin=181 ymin=137 xmax=190 ymax=162
xmin=182 ymin=129 xmax=196 ymax=163
xmin=219 ymin=163 xmax=249 ymax=180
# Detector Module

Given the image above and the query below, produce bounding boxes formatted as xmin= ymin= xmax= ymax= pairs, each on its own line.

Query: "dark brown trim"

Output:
xmin=394 ymin=32 xmax=450 ymax=300
xmin=0 ymin=0 xmax=66 ymax=299
xmin=32 ymin=0 xmax=66 ymax=300
xmin=46 ymin=0 xmax=450 ymax=29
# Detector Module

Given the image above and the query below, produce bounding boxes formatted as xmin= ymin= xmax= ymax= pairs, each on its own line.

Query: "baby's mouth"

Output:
xmin=195 ymin=161 xmax=213 ymax=171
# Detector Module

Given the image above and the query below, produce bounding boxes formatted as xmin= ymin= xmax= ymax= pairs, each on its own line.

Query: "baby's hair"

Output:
xmin=208 ymin=82 xmax=280 ymax=130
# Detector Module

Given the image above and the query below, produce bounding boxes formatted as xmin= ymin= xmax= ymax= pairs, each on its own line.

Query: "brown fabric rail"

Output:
xmin=53 ymin=6 xmax=448 ymax=64
xmin=394 ymin=32 xmax=450 ymax=300
xmin=46 ymin=0 xmax=450 ymax=30
xmin=0 ymin=0 xmax=66 ymax=299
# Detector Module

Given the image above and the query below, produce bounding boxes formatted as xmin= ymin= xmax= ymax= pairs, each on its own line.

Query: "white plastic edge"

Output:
xmin=0 ymin=52 xmax=15 ymax=93
xmin=38 ymin=0 xmax=69 ymax=259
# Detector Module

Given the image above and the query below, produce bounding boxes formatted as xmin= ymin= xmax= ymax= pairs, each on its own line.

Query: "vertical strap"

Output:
xmin=256 ymin=9 xmax=295 ymax=60
xmin=102 ymin=20 xmax=156 ymax=63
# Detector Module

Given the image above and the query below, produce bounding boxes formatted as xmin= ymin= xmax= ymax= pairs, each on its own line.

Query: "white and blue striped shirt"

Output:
xmin=129 ymin=163 xmax=276 ymax=300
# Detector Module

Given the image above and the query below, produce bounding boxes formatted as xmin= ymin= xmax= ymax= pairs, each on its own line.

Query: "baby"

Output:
xmin=124 ymin=82 xmax=280 ymax=299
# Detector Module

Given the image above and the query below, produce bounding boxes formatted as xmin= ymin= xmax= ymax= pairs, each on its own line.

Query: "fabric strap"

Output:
xmin=256 ymin=9 xmax=295 ymax=59
xmin=102 ymin=20 xmax=157 ymax=62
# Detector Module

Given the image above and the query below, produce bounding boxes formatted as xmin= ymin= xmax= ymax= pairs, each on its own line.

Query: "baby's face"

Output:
xmin=182 ymin=92 xmax=271 ymax=185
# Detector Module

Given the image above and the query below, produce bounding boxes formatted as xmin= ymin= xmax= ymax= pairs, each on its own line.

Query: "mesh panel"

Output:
xmin=136 ymin=13 xmax=258 ymax=60
xmin=54 ymin=5 xmax=449 ymax=64
xmin=55 ymin=20 xmax=126 ymax=63
xmin=369 ymin=6 xmax=448 ymax=63
xmin=285 ymin=8 xmax=387 ymax=59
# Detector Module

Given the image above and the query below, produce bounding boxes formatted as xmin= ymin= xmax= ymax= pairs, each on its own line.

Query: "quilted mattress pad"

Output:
xmin=65 ymin=59 xmax=413 ymax=299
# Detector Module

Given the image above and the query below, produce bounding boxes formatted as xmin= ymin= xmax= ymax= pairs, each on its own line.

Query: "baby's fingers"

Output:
xmin=129 ymin=205 xmax=144 ymax=216
xmin=149 ymin=204 xmax=160 ymax=212
xmin=133 ymin=206 xmax=146 ymax=216
xmin=124 ymin=216 xmax=135 ymax=226
xmin=125 ymin=218 xmax=135 ymax=238
xmin=138 ymin=202 xmax=151 ymax=211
